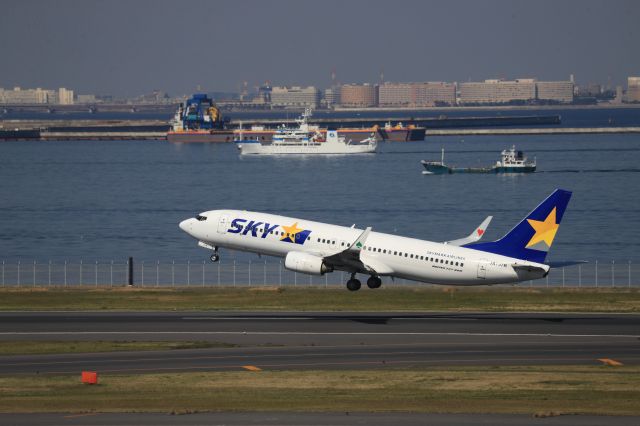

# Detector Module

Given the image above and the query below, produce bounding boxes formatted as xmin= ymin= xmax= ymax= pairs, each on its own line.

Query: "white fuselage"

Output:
xmin=179 ymin=210 xmax=548 ymax=285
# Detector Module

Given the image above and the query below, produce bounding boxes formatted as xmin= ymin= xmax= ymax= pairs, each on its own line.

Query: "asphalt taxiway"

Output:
xmin=0 ymin=311 xmax=638 ymax=374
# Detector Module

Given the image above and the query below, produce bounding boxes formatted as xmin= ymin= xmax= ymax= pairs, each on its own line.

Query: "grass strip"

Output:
xmin=0 ymin=287 xmax=639 ymax=312
xmin=0 ymin=341 xmax=236 ymax=356
xmin=0 ymin=366 xmax=638 ymax=415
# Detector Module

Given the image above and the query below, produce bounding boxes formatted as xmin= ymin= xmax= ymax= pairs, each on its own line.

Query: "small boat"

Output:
xmin=422 ymin=146 xmax=536 ymax=174
xmin=236 ymin=109 xmax=377 ymax=155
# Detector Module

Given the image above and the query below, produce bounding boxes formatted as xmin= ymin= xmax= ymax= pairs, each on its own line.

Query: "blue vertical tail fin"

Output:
xmin=464 ymin=189 xmax=572 ymax=263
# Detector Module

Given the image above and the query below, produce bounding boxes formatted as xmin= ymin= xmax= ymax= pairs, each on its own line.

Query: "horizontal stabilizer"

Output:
xmin=512 ymin=263 xmax=549 ymax=275
xmin=445 ymin=216 xmax=492 ymax=246
xmin=546 ymin=260 xmax=588 ymax=268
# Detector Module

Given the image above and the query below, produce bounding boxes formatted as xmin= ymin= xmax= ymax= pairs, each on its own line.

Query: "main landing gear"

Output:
xmin=209 ymin=247 xmax=220 ymax=263
xmin=346 ymin=274 xmax=382 ymax=291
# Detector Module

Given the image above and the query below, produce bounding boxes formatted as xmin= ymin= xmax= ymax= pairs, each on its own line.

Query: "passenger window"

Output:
xmin=461 ymin=263 xmax=464 ymax=267
xmin=383 ymin=249 xmax=386 ymax=254
xmin=404 ymin=253 xmax=408 ymax=257
xmin=394 ymin=251 xmax=397 ymax=255
xmin=332 ymin=241 xmax=335 ymax=245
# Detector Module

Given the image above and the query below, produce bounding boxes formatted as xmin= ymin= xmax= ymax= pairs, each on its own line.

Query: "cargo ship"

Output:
xmin=421 ymin=146 xmax=536 ymax=174
xmin=166 ymin=94 xmax=424 ymax=143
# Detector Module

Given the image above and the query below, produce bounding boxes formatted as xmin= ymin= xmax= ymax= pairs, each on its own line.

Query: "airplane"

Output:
xmin=179 ymin=189 xmax=573 ymax=291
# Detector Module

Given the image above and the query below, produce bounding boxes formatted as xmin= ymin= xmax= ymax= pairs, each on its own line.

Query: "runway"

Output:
xmin=0 ymin=311 xmax=639 ymax=374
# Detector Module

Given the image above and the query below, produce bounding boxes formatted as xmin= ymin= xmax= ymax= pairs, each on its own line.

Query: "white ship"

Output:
xmin=235 ymin=109 xmax=377 ymax=155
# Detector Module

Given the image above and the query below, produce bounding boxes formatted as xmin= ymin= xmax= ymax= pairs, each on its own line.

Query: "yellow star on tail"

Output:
xmin=280 ymin=222 xmax=303 ymax=242
xmin=526 ymin=207 xmax=559 ymax=249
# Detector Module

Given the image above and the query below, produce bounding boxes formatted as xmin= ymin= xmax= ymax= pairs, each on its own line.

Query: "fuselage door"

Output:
xmin=477 ymin=259 xmax=487 ymax=279
xmin=217 ymin=215 xmax=230 ymax=234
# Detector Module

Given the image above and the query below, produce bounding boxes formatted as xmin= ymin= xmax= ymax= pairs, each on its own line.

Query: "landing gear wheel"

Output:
xmin=346 ymin=278 xmax=362 ymax=291
xmin=367 ymin=276 xmax=382 ymax=289
xmin=210 ymin=253 xmax=220 ymax=263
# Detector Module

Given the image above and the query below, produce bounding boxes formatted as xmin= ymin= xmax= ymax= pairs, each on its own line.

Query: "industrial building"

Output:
xmin=627 ymin=77 xmax=640 ymax=102
xmin=340 ymin=83 xmax=378 ymax=107
xmin=270 ymin=86 xmax=320 ymax=108
xmin=378 ymin=82 xmax=456 ymax=107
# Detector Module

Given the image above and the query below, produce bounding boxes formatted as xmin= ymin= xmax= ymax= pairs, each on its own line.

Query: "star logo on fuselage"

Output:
xmin=280 ymin=222 xmax=304 ymax=244
xmin=525 ymin=207 xmax=559 ymax=252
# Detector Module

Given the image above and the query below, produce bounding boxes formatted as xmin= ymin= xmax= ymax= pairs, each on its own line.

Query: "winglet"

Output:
xmin=445 ymin=216 xmax=493 ymax=246
xmin=349 ymin=227 xmax=372 ymax=253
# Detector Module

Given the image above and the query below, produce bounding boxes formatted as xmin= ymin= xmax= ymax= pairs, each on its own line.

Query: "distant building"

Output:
xmin=340 ymin=83 xmax=378 ymax=107
xmin=378 ymin=82 xmax=456 ymax=107
xmin=270 ymin=86 xmax=320 ymax=108
xmin=459 ymin=78 xmax=573 ymax=104
xmin=459 ymin=79 xmax=536 ymax=104
xmin=76 ymin=94 xmax=98 ymax=104
xmin=58 ymin=88 xmax=74 ymax=105
xmin=536 ymin=81 xmax=573 ymax=103
xmin=323 ymin=86 xmax=341 ymax=108
xmin=0 ymin=86 xmax=74 ymax=104
xmin=627 ymin=77 xmax=640 ymax=102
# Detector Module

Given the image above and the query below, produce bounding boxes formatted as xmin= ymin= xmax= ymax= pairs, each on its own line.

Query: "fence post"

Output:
xmin=110 ymin=260 xmax=113 ymax=287
xmin=33 ymin=260 xmax=36 ymax=287
xmin=172 ymin=260 xmax=175 ymax=287
xmin=279 ymin=260 xmax=282 ymax=286
xmin=157 ymin=261 xmax=159 ymax=287
xmin=612 ymin=260 xmax=615 ymax=287
xmin=64 ymin=260 xmax=67 ymax=287
xmin=562 ymin=268 xmax=565 ymax=287
xmin=80 ymin=260 xmax=82 ymax=286
xmin=141 ymin=261 xmax=145 ymax=287
xmin=595 ymin=260 xmax=598 ymax=287
xmin=578 ymin=264 xmax=581 ymax=287
xmin=202 ymin=260 xmax=205 ymax=287
xmin=2 ymin=260 xmax=4 ymax=287
xmin=264 ymin=260 xmax=266 ymax=286
xmin=233 ymin=260 xmax=236 ymax=286
xmin=546 ymin=272 xmax=549 ymax=287
xmin=95 ymin=261 xmax=98 ymax=287
xmin=629 ymin=261 xmax=632 ymax=288
xmin=248 ymin=260 xmax=252 ymax=286
xmin=217 ymin=260 xmax=220 ymax=286
xmin=187 ymin=260 xmax=190 ymax=286
xmin=18 ymin=260 xmax=21 ymax=287
xmin=48 ymin=260 xmax=51 ymax=287
xmin=294 ymin=271 xmax=297 ymax=287
xmin=325 ymin=272 xmax=328 ymax=288
xmin=309 ymin=274 xmax=312 ymax=286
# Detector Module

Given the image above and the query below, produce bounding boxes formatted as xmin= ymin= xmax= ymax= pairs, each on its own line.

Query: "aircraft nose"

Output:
xmin=179 ymin=218 xmax=194 ymax=234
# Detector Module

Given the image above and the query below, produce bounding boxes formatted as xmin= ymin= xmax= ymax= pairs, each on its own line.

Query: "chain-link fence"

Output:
xmin=0 ymin=259 xmax=638 ymax=288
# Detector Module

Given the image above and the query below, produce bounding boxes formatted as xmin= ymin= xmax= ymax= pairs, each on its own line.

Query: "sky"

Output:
xmin=1 ymin=0 xmax=638 ymax=97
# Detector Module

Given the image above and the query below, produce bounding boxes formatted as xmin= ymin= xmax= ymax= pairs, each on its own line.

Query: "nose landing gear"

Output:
xmin=209 ymin=247 xmax=220 ymax=263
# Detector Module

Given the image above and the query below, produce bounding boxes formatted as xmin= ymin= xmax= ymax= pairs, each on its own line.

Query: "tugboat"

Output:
xmin=422 ymin=146 xmax=536 ymax=174
xmin=236 ymin=109 xmax=377 ymax=155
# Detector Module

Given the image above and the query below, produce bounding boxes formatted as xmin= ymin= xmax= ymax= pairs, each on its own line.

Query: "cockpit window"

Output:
xmin=196 ymin=215 xmax=207 ymax=221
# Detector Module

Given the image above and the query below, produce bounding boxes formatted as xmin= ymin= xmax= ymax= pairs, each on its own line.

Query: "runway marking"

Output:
xmin=1 ymin=331 xmax=638 ymax=338
xmin=598 ymin=358 xmax=624 ymax=366
xmin=63 ymin=413 xmax=98 ymax=419
xmin=242 ymin=365 xmax=262 ymax=371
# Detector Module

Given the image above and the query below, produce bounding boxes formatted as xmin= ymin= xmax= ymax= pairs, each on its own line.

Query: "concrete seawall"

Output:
xmin=426 ymin=127 xmax=640 ymax=136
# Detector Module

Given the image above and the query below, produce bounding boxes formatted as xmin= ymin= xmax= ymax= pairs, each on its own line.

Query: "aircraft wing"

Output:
xmin=444 ymin=216 xmax=492 ymax=246
xmin=322 ymin=227 xmax=393 ymax=276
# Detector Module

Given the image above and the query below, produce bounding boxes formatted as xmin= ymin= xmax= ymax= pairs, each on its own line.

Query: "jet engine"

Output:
xmin=284 ymin=252 xmax=332 ymax=275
